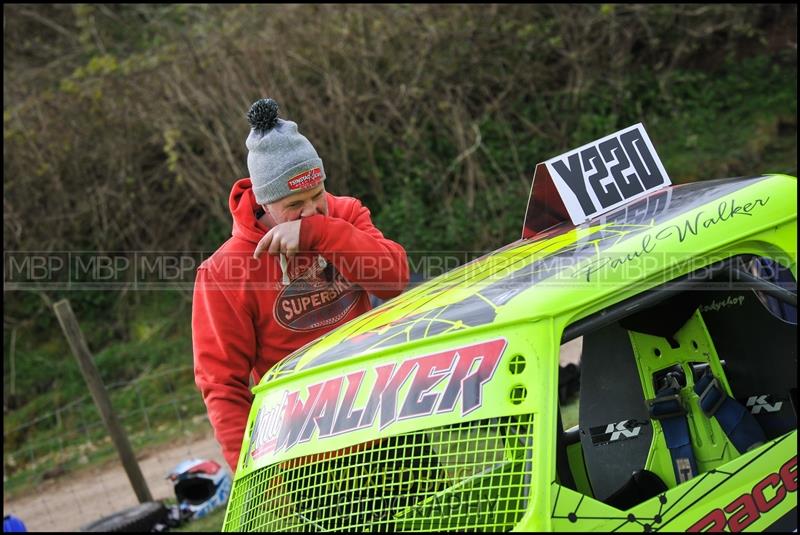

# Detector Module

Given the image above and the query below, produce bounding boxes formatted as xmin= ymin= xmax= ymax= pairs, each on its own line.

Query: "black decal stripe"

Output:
xmin=551 ymin=482 xmax=562 ymax=517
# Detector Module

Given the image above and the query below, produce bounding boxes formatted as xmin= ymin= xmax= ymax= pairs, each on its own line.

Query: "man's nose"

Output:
xmin=300 ymin=202 xmax=317 ymax=218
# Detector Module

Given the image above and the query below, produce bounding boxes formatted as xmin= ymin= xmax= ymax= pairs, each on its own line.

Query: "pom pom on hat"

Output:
xmin=247 ymin=98 xmax=279 ymax=132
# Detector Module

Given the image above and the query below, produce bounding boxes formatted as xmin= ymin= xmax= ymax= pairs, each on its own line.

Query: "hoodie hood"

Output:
xmin=229 ymin=178 xmax=268 ymax=244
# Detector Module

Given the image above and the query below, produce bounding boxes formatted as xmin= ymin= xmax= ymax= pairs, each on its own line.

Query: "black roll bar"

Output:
xmin=562 ymin=256 xmax=797 ymax=344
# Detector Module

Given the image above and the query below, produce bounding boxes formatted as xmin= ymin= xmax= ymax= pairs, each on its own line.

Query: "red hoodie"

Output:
xmin=192 ymin=178 xmax=409 ymax=470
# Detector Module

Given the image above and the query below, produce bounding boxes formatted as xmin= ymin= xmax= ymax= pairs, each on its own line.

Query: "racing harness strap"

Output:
xmin=647 ymin=371 xmax=698 ymax=484
xmin=693 ymin=368 xmax=766 ymax=454
xmin=648 ymin=368 xmax=767 ymax=485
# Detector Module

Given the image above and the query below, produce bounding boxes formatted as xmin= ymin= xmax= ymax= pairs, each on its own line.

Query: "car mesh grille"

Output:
xmin=223 ymin=414 xmax=534 ymax=532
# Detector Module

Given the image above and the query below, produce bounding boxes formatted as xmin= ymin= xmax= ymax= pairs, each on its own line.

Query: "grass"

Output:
xmin=173 ymin=505 xmax=227 ymax=532
xmin=3 ymin=413 xmax=213 ymax=501
xmin=561 ymin=398 xmax=580 ymax=430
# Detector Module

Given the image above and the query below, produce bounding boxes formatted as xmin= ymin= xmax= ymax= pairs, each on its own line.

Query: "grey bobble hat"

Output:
xmin=246 ymin=98 xmax=326 ymax=205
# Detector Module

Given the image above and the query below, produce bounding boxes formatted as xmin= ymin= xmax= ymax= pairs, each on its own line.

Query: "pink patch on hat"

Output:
xmin=288 ymin=167 xmax=323 ymax=191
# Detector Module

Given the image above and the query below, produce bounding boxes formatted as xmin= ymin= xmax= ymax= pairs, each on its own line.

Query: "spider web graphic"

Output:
xmin=268 ymin=176 xmax=768 ymax=381
xmin=269 ymin=224 xmax=650 ymax=380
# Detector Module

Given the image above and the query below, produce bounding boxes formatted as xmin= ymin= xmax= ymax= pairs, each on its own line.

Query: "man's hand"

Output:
xmin=253 ymin=220 xmax=302 ymax=259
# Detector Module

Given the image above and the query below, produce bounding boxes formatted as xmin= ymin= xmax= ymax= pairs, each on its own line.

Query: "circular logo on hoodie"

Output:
xmin=275 ymin=261 xmax=361 ymax=331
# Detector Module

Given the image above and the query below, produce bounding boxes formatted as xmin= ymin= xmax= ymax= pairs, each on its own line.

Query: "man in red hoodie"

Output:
xmin=192 ymin=98 xmax=409 ymax=471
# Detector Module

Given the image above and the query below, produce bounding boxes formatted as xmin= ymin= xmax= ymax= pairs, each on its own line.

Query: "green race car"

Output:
xmin=222 ymin=130 xmax=797 ymax=531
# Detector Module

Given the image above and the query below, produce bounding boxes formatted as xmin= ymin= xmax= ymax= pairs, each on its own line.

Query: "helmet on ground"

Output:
xmin=166 ymin=458 xmax=232 ymax=519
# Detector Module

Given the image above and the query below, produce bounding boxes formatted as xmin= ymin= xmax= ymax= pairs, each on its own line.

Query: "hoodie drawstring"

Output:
xmin=279 ymin=254 xmax=328 ymax=286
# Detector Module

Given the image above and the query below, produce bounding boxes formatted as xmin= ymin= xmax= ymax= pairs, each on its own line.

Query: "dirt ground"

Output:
xmin=3 ymin=433 xmax=227 ymax=532
xmin=4 ymin=340 xmax=582 ymax=532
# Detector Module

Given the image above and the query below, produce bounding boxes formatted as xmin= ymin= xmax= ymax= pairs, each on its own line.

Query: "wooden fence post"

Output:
xmin=53 ymin=299 xmax=153 ymax=503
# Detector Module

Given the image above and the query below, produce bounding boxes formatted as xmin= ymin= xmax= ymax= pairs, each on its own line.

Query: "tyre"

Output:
xmin=80 ymin=501 xmax=168 ymax=532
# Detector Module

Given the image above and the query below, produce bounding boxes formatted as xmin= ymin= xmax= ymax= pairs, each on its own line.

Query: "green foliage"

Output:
xmin=652 ymin=54 xmax=797 ymax=180
xmin=2 ymin=298 xmax=205 ymax=498
xmin=5 ymin=4 xmax=795 ymax=255
xmin=3 ymin=291 xmax=192 ymax=443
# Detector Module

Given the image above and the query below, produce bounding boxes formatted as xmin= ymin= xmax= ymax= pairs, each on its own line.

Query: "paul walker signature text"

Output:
xmin=575 ymin=196 xmax=770 ymax=282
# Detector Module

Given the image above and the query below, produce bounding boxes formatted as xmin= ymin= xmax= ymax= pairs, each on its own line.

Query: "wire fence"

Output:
xmin=3 ymin=365 xmax=227 ymax=532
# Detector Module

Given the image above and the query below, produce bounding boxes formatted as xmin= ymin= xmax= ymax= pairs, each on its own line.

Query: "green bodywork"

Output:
xmin=223 ymin=174 xmax=797 ymax=532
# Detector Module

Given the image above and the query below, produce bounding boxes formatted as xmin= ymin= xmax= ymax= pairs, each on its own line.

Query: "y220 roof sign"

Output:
xmin=522 ymin=123 xmax=671 ymax=238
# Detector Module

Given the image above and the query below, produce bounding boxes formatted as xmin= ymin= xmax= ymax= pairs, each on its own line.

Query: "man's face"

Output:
xmin=263 ymin=183 xmax=328 ymax=226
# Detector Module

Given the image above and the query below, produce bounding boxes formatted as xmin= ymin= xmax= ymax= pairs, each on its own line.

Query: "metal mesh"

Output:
xmin=224 ymin=414 xmax=535 ymax=532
